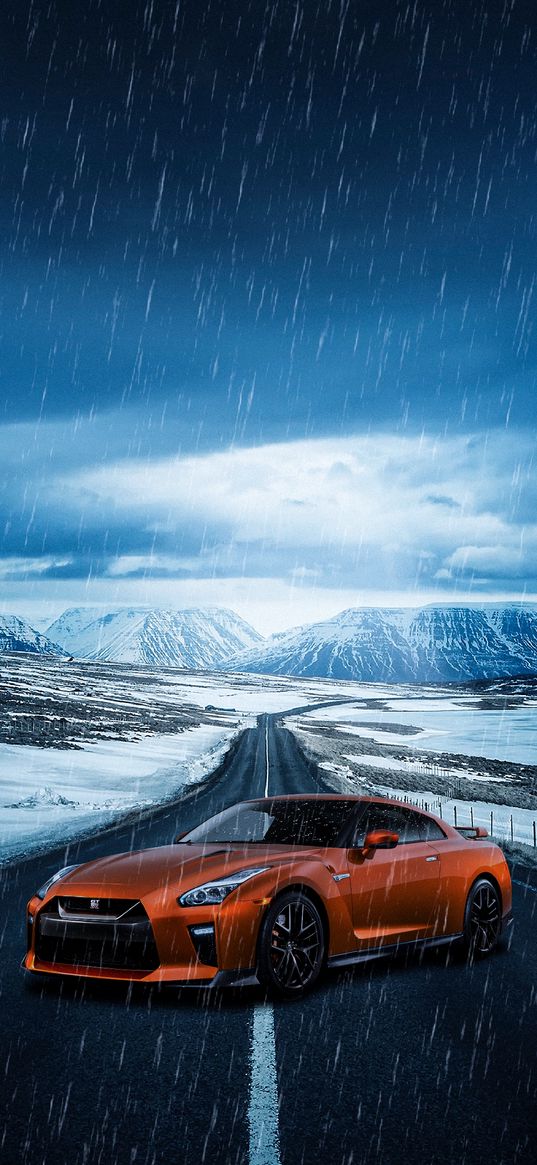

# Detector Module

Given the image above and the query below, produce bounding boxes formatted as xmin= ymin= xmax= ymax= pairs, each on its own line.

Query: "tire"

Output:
xmin=462 ymin=878 xmax=502 ymax=960
xmin=257 ymin=891 xmax=326 ymax=999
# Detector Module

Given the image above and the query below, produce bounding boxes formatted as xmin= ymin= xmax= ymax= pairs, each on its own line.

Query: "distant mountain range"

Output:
xmin=0 ymin=615 xmax=66 ymax=657
xmin=46 ymin=606 xmax=262 ymax=668
xmin=2 ymin=603 xmax=537 ymax=684
xmin=221 ymin=605 xmax=537 ymax=684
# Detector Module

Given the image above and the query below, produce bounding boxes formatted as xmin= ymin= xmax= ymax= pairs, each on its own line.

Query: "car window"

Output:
xmin=180 ymin=799 xmax=358 ymax=847
xmin=354 ymin=804 xmax=423 ymax=845
xmin=419 ymin=816 xmax=447 ymax=841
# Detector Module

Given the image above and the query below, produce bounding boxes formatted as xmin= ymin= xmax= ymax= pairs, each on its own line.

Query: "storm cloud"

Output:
xmin=1 ymin=0 xmax=536 ymax=627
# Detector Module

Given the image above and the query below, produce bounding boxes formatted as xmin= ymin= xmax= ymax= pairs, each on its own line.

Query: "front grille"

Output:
xmin=58 ymin=897 xmax=146 ymax=920
xmin=35 ymin=897 xmax=159 ymax=971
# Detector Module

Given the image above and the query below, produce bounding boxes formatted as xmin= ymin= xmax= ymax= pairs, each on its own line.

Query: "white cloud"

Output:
xmin=442 ymin=543 xmax=537 ymax=579
xmin=107 ymin=554 xmax=202 ymax=577
xmin=1 ymin=419 xmax=536 ymax=630
xmin=60 ymin=430 xmax=536 ymax=581
xmin=0 ymin=556 xmax=72 ymax=579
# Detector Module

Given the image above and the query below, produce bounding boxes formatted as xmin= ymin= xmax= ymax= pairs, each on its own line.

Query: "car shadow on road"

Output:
xmin=22 ymin=968 xmax=267 ymax=1012
xmin=22 ymin=934 xmax=511 ymax=1013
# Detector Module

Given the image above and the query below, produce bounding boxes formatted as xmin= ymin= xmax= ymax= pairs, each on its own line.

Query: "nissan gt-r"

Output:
xmin=24 ymin=794 xmax=512 ymax=998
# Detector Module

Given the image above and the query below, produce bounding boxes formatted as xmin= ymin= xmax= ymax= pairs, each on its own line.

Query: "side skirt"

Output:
xmin=327 ymin=932 xmax=464 ymax=970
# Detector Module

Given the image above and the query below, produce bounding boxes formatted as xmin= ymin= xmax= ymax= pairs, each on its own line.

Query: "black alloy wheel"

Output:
xmin=257 ymin=891 xmax=325 ymax=999
xmin=463 ymin=878 xmax=501 ymax=959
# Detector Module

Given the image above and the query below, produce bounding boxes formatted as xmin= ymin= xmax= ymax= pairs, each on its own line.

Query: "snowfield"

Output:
xmin=291 ymin=702 xmax=537 ymax=848
xmin=290 ymin=700 xmax=537 ymax=764
xmin=1 ymin=653 xmax=536 ymax=863
xmin=0 ymin=726 xmax=240 ymax=864
xmin=0 ymin=653 xmax=372 ymax=864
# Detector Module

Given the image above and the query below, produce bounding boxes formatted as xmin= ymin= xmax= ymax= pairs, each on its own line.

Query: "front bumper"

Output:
xmin=24 ymin=890 xmax=266 ymax=987
xmin=21 ymin=956 xmax=259 ymax=990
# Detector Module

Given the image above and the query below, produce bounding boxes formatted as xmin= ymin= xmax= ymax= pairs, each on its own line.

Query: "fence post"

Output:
xmin=490 ymin=810 xmax=493 ymax=836
xmin=533 ymin=821 xmax=536 ymax=848
xmin=470 ymin=806 xmax=474 ymax=827
xmin=510 ymin=815 xmax=514 ymax=843
xmin=454 ymin=805 xmax=457 ymax=826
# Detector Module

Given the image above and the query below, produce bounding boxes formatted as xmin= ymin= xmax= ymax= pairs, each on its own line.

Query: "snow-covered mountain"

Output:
xmin=47 ymin=606 xmax=263 ymax=667
xmin=0 ymin=615 xmax=65 ymax=657
xmin=221 ymin=605 xmax=537 ymax=683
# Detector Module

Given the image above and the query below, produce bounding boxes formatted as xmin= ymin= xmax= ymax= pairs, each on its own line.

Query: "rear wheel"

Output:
xmin=257 ymin=891 xmax=325 ymax=999
xmin=462 ymin=878 xmax=501 ymax=960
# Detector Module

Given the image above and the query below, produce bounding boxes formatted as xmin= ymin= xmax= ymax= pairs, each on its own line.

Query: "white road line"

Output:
xmin=248 ymin=1004 xmax=282 ymax=1165
xmin=264 ymin=720 xmax=270 ymax=798
xmin=247 ymin=721 xmax=282 ymax=1165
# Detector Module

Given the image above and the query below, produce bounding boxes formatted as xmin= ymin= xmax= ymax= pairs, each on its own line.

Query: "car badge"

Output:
xmin=90 ymin=899 xmax=100 ymax=910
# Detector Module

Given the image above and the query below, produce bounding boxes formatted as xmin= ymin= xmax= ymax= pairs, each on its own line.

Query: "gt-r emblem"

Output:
xmin=90 ymin=899 xmax=100 ymax=911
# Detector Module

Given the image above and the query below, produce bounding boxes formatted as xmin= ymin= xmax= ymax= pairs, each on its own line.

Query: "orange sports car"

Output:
xmin=24 ymin=794 xmax=513 ymax=998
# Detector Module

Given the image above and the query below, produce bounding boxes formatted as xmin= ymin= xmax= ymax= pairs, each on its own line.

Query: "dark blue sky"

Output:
xmin=1 ymin=0 xmax=536 ymax=628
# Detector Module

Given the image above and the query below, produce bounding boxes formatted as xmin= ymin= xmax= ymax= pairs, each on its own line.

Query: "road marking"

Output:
xmin=248 ymin=1005 xmax=282 ymax=1165
xmin=264 ymin=720 xmax=270 ymax=797
xmin=247 ymin=723 xmax=281 ymax=1165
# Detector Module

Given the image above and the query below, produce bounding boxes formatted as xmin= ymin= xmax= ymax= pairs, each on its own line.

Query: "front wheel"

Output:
xmin=462 ymin=878 xmax=501 ymax=960
xmin=257 ymin=891 xmax=325 ymax=999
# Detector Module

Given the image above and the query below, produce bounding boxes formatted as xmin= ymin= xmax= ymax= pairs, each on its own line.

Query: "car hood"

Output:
xmin=53 ymin=843 xmax=328 ymax=897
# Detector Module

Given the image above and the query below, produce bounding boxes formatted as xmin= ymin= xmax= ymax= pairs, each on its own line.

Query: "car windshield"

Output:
xmin=180 ymin=799 xmax=357 ymax=848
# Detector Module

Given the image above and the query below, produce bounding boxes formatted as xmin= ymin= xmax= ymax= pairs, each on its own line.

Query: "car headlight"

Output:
xmin=178 ymin=866 xmax=271 ymax=907
xmin=36 ymin=865 xmax=81 ymax=900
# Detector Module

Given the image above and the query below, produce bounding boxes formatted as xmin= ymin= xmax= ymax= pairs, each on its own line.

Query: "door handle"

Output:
xmin=425 ymin=855 xmax=439 ymax=862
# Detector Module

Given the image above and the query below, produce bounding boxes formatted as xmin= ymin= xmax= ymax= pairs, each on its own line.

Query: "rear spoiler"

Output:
xmin=454 ymin=825 xmax=489 ymax=839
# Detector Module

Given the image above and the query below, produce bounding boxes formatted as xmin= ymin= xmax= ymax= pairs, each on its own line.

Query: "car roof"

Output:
xmin=240 ymin=793 xmax=453 ymax=832
xmin=243 ymin=793 xmax=429 ymax=811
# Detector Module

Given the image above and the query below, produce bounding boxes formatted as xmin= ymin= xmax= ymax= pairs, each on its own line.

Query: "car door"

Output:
xmin=347 ymin=804 xmax=442 ymax=950
xmin=417 ymin=813 xmax=468 ymax=938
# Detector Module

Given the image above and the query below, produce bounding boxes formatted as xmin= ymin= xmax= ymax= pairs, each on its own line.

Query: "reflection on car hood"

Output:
xmin=53 ymin=843 xmax=327 ymax=895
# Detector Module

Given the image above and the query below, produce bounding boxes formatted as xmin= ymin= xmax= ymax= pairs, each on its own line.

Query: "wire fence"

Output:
xmin=399 ymin=792 xmax=537 ymax=848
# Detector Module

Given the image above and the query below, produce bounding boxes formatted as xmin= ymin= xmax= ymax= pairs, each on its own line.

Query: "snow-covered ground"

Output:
xmin=291 ymin=697 xmax=537 ymax=847
xmin=1 ymin=653 xmax=536 ymax=862
xmin=340 ymin=752 xmax=512 ymax=783
xmin=0 ymin=651 xmax=392 ymax=721
xmin=321 ymin=762 xmax=537 ymax=847
xmin=0 ymin=725 xmax=240 ymax=865
xmin=293 ymin=700 xmax=537 ymax=764
xmin=101 ymin=670 xmax=386 ymax=714
xmin=0 ymin=654 xmax=379 ymax=864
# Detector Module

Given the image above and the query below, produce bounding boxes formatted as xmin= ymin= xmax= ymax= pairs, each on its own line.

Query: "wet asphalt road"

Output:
xmin=1 ymin=712 xmax=536 ymax=1165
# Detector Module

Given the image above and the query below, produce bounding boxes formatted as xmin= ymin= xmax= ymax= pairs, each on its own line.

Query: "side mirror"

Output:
xmin=347 ymin=829 xmax=399 ymax=863
xmin=363 ymin=829 xmax=399 ymax=850
xmin=174 ymin=831 xmax=187 ymax=843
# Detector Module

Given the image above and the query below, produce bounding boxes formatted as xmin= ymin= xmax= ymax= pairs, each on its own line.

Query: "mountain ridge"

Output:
xmin=4 ymin=601 xmax=537 ymax=682
xmin=220 ymin=603 xmax=537 ymax=683
xmin=0 ymin=615 xmax=66 ymax=657
xmin=47 ymin=605 xmax=263 ymax=668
